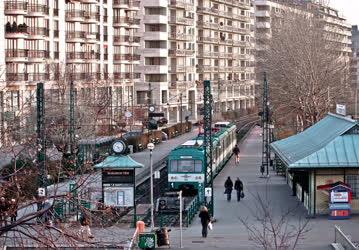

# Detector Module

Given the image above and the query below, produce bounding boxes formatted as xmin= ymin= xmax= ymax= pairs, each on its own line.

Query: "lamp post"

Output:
xmin=147 ymin=142 xmax=155 ymax=230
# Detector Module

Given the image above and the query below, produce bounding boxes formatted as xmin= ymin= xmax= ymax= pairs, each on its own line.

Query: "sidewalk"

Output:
xmin=168 ymin=126 xmax=359 ymax=250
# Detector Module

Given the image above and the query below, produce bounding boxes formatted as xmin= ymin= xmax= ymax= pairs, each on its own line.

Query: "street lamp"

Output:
xmin=147 ymin=142 xmax=155 ymax=230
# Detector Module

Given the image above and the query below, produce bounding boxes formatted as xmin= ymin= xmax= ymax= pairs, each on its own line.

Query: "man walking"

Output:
xmin=234 ymin=178 xmax=244 ymax=202
xmin=233 ymin=145 xmax=240 ymax=164
xmin=224 ymin=177 xmax=233 ymax=201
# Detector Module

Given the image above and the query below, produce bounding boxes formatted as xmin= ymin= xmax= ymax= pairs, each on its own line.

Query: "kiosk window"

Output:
xmin=347 ymin=175 xmax=359 ymax=198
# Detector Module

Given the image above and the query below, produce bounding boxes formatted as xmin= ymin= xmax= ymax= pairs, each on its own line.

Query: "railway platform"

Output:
xmin=168 ymin=126 xmax=358 ymax=250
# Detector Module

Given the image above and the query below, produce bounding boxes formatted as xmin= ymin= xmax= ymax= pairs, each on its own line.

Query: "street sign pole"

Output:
xmin=179 ymin=190 xmax=183 ymax=248
xmin=147 ymin=143 xmax=155 ymax=230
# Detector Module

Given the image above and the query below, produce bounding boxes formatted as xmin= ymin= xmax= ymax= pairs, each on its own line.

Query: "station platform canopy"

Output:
xmin=95 ymin=155 xmax=144 ymax=169
xmin=271 ymin=113 xmax=359 ymax=169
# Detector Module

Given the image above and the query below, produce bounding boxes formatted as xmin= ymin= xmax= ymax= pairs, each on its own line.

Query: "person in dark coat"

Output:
xmin=234 ymin=178 xmax=244 ymax=202
xmin=224 ymin=177 xmax=233 ymax=201
xmin=9 ymin=199 xmax=17 ymax=223
xmin=0 ymin=197 xmax=8 ymax=226
xmin=233 ymin=144 xmax=240 ymax=164
xmin=198 ymin=206 xmax=211 ymax=238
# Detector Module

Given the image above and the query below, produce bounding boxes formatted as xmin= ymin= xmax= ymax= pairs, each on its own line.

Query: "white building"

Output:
xmin=137 ymin=0 xmax=256 ymax=123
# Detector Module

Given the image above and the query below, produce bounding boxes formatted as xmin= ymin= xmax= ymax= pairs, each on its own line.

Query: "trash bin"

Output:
xmin=156 ymin=227 xmax=171 ymax=246
xmin=138 ymin=232 xmax=156 ymax=249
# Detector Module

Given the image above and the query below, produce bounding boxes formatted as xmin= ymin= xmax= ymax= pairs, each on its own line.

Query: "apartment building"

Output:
xmin=254 ymin=0 xmax=352 ymax=57
xmin=0 ymin=0 xmax=141 ymax=144
xmin=352 ymin=25 xmax=359 ymax=88
xmin=137 ymin=0 xmax=256 ymax=123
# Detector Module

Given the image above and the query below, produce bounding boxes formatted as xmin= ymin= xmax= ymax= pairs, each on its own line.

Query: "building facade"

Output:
xmin=352 ymin=25 xmax=359 ymax=118
xmin=137 ymin=0 xmax=256 ymax=123
xmin=254 ymin=0 xmax=352 ymax=62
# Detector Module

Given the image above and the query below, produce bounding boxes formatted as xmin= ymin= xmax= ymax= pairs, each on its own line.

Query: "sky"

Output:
xmin=329 ymin=0 xmax=359 ymax=25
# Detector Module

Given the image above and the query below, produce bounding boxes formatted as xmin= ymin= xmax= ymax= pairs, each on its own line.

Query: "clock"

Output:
xmin=112 ymin=140 xmax=126 ymax=154
xmin=149 ymin=105 xmax=155 ymax=112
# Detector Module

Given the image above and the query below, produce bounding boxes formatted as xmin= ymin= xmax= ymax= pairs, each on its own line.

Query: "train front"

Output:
xmin=167 ymin=139 xmax=206 ymax=201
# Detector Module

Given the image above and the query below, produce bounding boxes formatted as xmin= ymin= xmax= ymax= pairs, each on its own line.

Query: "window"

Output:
xmin=170 ymin=160 xmax=202 ymax=173
xmin=347 ymin=175 xmax=359 ymax=198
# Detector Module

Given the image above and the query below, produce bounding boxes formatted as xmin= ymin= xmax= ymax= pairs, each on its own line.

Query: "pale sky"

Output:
xmin=329 ymin=0 xmax=359 ymax=25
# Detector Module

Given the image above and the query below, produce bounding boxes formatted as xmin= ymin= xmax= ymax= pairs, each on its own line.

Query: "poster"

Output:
xmin=104 ymin=186 xmax=134 ymax=207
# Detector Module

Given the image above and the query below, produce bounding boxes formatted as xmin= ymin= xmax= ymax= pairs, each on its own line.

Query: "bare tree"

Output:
xmin=258 ymin=7 xmax=351 ymax=133
xmin=239 ymin=192 xmax=311 ymax=250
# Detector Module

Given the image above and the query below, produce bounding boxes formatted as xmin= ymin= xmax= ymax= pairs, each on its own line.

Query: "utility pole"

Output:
xmin=36 ymin=83 xmax=47 ymax=194
xmin=203 ymin=80 xmax=214 ymax=216
xmin=261 ymin=73 xmax=270 ymax=177
xmin=179 ymin=93 xmax=183 ymax=133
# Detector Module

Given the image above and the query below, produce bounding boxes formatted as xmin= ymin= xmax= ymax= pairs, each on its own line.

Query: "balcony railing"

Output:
xmin=113 ymin=0 xmax=140 ymax=7
xmin=5 ymin=25 xmax=50 ymax=36
xmin=28 ymin=73 xmax=50 ymax=81
xmin=113 ymin=35 xmax=141 ymax=43
xmin=6 ymin=73 xmax=28 ymax=81
xmin=66 ymin=31 xmax=86 ymax=39
xmin=66 ymin=10 xmax=85 ymax=19
xmin=169 ymin=49 xmax=195 ymax=56
xmin=6 ymin=49 xmax=28 ymax=57
xmin=114 ymin=72 xmax=141 ymax=79
xmin=113 ymin=17 xmax=140 ymax=25
xmin=169 ymin=33 xmax=194 ymax=41
xmin=27 ymin=27 xmax=49 ymax=36
xmin=170 ymin=17 xmax=194 ymax=26
xmin=113 ymin=54 xmax=140 ymax=61
xmin=66 ymin=52 xmax=100 ymax=60
xmin=28 ymin=50 xmax=50 ymax=58
xmin=83 ymin=11 xmax=100 ymax=21
xmin=28 ymin=4 xmax=49 ymax=14
xmin=170 ymin=0 xmax=194 ymax=10
xmin=4 ymin=1 xmax=27 ymax=12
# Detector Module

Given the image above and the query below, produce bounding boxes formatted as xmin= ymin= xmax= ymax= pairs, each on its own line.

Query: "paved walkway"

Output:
xmin=168 ymin=126 xmax=359 ymax=250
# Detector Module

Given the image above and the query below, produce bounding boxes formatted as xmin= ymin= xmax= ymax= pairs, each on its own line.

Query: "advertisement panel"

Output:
xmin=103 ymin=185 xmax=134 ymax=207
xmin=331 ymin=191 xmax=349 ymax=203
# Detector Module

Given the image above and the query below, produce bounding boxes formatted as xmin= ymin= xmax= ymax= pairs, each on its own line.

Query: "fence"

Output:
xmin=334 ymin=225 xmax=358 ymax=250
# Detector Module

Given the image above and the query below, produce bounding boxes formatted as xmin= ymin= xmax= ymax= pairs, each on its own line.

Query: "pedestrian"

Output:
xmin=234 ymin=178 xmax=244 ymax=202
xmin=224 ymin=176 xmax=233 ymax=201
xmin=0 ymin=197 xmax=8 ymax=226
xmin=79 ymin=212 xmax=94 ymax=240
xmin=198 ymin=206 xmax=211 ymax=238
xmin=233 ymin=144 xmax=240 ymax=164
xmin=9 ymin=199 xmax=17 ymax=223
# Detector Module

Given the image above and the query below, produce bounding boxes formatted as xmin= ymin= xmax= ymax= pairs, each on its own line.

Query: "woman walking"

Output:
xmin=233 ymin=144 xmax=240 ymax=164
xmin=199 ymin=206 xmax=211 ymax=238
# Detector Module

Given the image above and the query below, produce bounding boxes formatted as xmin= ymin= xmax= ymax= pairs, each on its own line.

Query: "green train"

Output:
xmin=167 ymin=122 xmax=237 ymax=202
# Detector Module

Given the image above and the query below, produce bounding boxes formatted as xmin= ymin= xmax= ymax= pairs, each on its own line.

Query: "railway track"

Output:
xmin=119 ymin=114 xmax=260 ymax=225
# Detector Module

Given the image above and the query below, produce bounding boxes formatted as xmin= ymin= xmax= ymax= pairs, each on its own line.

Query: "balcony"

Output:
xmin=197 ymin=36 xmax=219 ymax=43
xmin=66 ymin=31 xmax=86 ymax=41
xmin=27 ymin=27 xmax=50 ymax=37
xmin=114 ymin=72 xmax=141 ymax=80
xmin=197 ymin=21 xmax=219 ymax=30
xmin=66 ymin=52 xmax=100 ymax=60
xmin=28 ymin=73 xmax=50 ymax=81
xmin=143 ymin=15 xmax=168 ymax=24
xmin=169 ymin=0 xmax=194 ymax=11
xmin=6 ymin=73 xmax=28 ymax=81
xmin=196 ymin=6 xmax=219 ymax=15
xmin=4 ymin=1 xmax=27 ymax=14
xmin=66 ymin=10 xmax=85 ymax=22
xmin=113 ymin=0 xmax=140 ymax=9
xmin=28 ymin=50 xmax=50 ymax=59
xmin=169 ymin=65 xmax=194 ymax=73
xmin=141 ymin=65 xmax=168 ymax=74
xmin=27 ymin=4 xmax=49 ymax=16
xmin=169 ymin=49 xmax=195 ymax=57
xmin=6 ymin=49 xmax=28 ymax=62
xmin=83 ymin=11 xmax=101 ymax=23
xmin=85 ymin=32 xmax=101 ymax=42
xmin=113 ymin=35 xmax=141 ymax=45
xmin=113 ymin=17 xmax=140 ymax=27
xmin=169 ymin=17 xmax=194 ymax=26
xmin=113 ymin=54 xmax=140 ymax=61
xmin=169 ymin=33 xmax=194 ymax=41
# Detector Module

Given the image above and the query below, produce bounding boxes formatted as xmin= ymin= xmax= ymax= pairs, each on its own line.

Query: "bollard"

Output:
xmin=137 ymin=220 xmax=145 ymax=233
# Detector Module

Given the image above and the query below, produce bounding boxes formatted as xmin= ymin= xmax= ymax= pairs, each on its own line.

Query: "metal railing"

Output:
xmin=334 ymin=225 xmax=358 ymax=250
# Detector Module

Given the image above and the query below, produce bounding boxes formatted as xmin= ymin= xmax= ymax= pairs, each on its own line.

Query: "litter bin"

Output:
xmin=138 ymin=232 xmax=156 ymax=249
xmin=156 ymin=227 xmax=171 ymax=246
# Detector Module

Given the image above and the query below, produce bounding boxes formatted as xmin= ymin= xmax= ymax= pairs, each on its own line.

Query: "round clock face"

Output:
xmin=112 ymin=141 xmax=126 ymax=154
xmin=149 ymin=106 xmax=155 ymax=112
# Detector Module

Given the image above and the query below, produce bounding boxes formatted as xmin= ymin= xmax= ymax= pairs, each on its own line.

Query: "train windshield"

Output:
xmin=170 ymin=160 xmax=202 ymax=173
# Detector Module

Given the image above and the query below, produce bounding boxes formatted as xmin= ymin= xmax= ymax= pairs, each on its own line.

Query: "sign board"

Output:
xmin=336 ymin=104 xmax=346 ymax=116
xmin=331 ymin=191 xmax=349 ymax=203
xmin=148 ymin=112 xmax=165 ymax=118
xmin=104 ymin=186 xmax=134 ymax=207
xmin=38 ymin=187 xmax=46 ymax=197
xmin=205 ymin=187 xmax=212 ymax=197
xmin=102 ymin=169 xmax=135 ymax=184
xmin=154 ymin=170 xmax=160 ymax=179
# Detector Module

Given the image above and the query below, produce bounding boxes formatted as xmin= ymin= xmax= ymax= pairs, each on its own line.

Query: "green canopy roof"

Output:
xmin=270 ymin=113 xmax=358 ymax=169
xmin=95 ymin=155 xmax=144 ymax=169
